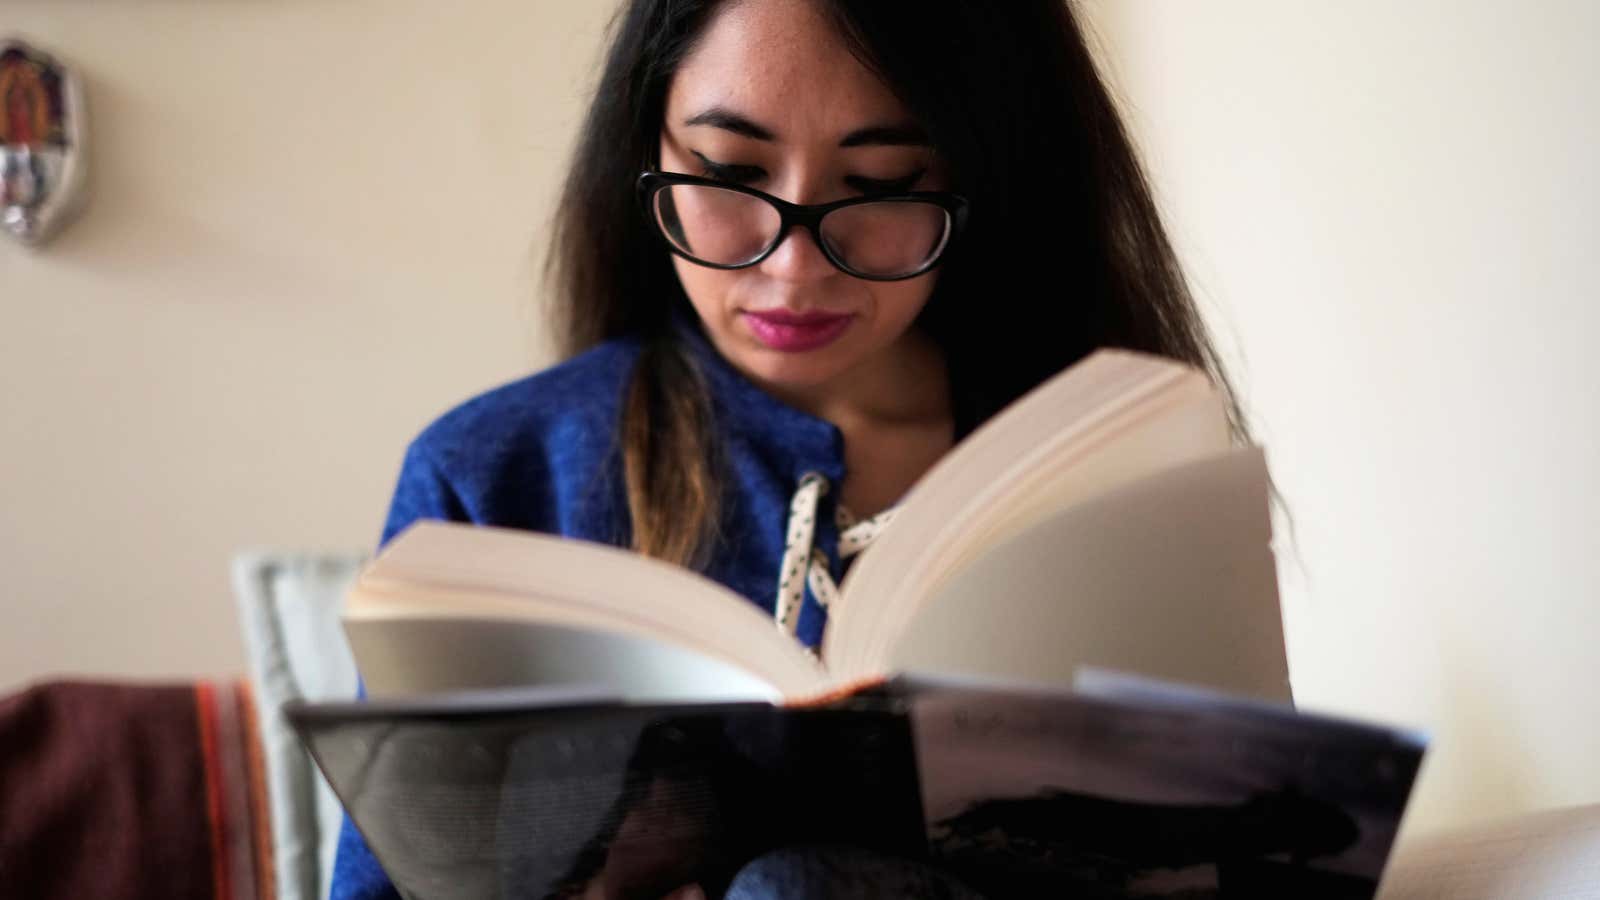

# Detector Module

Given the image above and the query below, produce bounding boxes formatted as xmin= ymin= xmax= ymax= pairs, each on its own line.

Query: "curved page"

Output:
xmin=827 ymin=351 xmax=1231 ymax=674
xmin=887 ymin=447 xmax=1289 ymax=702
xmin=346 ymin=616 xmax=786 ymax=703
xmin=347 ymin=523 xmax=828 ymax=700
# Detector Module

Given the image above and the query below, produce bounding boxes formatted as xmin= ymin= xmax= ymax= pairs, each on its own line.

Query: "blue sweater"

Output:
xmin=330 ymin=326 xmax=857 ymax=900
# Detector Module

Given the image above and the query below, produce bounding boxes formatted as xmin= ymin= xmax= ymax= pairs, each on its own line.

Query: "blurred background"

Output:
xmin=3 ymin=0 xmax=1595 ymax=840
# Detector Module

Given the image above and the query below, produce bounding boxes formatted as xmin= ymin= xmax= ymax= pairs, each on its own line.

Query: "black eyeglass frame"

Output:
xmin=637 ymin=171 xmax=970 ymax=282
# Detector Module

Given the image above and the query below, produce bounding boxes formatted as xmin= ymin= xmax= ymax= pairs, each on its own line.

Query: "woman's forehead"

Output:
xmin=665 ymin=0 xmax=914 ymax=144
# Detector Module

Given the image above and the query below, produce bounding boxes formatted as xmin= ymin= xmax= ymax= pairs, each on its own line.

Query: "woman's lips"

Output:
xmin=741 ymin=309 xmax=855 ymax=352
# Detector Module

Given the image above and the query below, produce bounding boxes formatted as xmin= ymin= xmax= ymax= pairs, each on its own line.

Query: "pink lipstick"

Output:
xmin=742 ymin=309 xmax=855 ymax=352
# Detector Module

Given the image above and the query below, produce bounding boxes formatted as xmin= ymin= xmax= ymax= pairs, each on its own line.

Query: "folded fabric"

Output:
xmin=0 ymin=679 xmax=272 ymax=900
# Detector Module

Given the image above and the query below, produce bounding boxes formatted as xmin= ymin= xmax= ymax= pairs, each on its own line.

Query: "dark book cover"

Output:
xmin=288 ymin=676 xmax=1424 ymax=899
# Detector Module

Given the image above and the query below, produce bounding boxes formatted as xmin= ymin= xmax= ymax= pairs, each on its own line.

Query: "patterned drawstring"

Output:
xmin=774 ymin=472 xmax=897 ymax=637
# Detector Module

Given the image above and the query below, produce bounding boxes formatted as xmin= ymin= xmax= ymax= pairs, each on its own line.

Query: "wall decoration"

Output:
xmin=1 ymin=37 xmax=88 ymax=248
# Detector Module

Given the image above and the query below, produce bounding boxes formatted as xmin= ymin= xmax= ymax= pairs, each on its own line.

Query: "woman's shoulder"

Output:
xmin=408 ymin=336 xmax=645 ymax=470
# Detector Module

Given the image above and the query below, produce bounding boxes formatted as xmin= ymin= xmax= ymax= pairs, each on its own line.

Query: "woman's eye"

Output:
xmin=693 ymin=152 xmax=764 ymax=184
xmin=846 ymin=169 xmax=927 ymax=195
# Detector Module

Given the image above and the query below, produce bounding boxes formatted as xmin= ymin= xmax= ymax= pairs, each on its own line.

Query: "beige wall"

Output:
xmin=1084 ymin=1 xmax=1600 ymax=835
xmin=2 ymin=1 xmax=615 ymax=687
xmin=4 ymin=0 xmax=1596 ymax=839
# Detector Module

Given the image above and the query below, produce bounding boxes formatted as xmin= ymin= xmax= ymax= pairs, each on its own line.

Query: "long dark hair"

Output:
xmin=548 ymin=0 xmax=1244 ymax=567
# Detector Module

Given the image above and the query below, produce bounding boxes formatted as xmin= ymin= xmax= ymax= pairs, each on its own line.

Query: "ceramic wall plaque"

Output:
xmin=1 ymin=38 xmax=88 ymax=248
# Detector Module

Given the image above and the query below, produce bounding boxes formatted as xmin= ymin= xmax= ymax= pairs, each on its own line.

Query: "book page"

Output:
xmin=347 ymin=523 xmax=829 ymax=700
xmin=827 ymin=350 xmax=1232 ymax=674
xmin=1376 ymin=805 xmax=1600 ymax=900
xmin=347 ymin=617 xmax=787 ymax=703
xmin=885 ymin=447 xmax=1291 ymax=703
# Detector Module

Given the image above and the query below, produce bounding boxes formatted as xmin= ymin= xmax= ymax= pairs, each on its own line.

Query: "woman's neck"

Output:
xmin=761 ymin=329 xmax=955 ymax=517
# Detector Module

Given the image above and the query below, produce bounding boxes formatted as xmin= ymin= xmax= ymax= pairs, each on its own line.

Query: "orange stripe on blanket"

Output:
xmin=195 ymin=681 xmax=235 ymax=900
xmin=220 ymin=684 xmax=259 ymax=898
xmin=236 ymin=679 xmax=276 ymax=900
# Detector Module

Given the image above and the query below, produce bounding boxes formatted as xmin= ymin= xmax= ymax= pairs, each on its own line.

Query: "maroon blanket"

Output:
xmin=0 ymin=679 xmax=272 ymax=900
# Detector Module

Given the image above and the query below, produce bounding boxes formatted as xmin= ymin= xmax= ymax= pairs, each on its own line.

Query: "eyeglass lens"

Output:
xmin=653 ymin=184 xmax=951 ymax=278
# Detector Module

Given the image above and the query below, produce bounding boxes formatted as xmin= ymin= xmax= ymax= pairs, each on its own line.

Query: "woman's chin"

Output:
xmin=731 ymin=345 xmax=858 ymax=394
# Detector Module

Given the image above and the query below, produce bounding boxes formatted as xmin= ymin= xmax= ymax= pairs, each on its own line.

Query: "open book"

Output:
xmin=344 ymin=349 xmax=1291 ymax=705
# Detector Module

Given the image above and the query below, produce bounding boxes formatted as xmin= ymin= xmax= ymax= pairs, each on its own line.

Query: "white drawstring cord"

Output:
xmin=774 ymin=472 xmax=897 ymax=637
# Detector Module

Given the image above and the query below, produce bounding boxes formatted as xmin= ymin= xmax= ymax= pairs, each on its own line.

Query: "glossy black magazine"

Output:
xmin=287 ymin=673 xmax=1425 ymax=899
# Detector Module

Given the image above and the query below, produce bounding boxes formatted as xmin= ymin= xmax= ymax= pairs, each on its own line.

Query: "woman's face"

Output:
xmin=659 ymin=0 xmax=949 ymax=394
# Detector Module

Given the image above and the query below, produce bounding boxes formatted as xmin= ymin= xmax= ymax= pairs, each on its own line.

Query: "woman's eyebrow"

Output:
xmin=839 ymin=124 xmax=929 ymax=148
xmin=682 ymin=107 xmax=929 ymax=148
xmin=683 ymin=108 xmax=776 ymax=141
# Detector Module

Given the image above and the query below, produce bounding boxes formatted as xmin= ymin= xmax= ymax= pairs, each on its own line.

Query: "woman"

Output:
xmin=332 ymin=0 xmax=1242 ymax=896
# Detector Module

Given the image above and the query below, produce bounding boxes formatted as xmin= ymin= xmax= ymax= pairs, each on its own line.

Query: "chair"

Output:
xmin=232 ymin=551 xmax=364 ymax=900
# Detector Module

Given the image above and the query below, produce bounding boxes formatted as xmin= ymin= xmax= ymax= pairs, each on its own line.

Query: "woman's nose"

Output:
xmin=758 ymin=225 xmax=837 ymax=283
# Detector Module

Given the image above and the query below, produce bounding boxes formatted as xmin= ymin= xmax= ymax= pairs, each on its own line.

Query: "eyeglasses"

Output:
xmin=637 ymin=172 xmax=969 ymax=281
